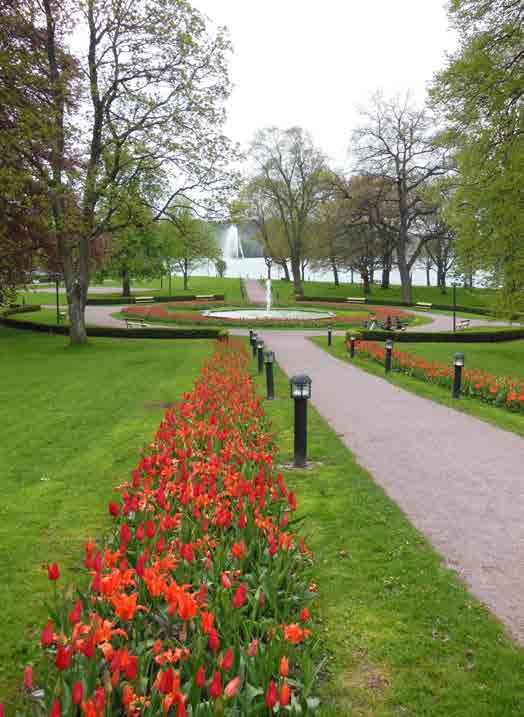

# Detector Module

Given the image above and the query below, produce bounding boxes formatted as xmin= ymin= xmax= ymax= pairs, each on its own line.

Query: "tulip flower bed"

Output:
xmin=353 ymin=340 xmax=524 ymax=413
xmin=17 ymin=343 xmax=319 ymax=716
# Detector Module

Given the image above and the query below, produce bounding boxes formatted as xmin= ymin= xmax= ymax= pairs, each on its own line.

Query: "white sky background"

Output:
xmin=193 ymin=0 xmax=458 ymax=169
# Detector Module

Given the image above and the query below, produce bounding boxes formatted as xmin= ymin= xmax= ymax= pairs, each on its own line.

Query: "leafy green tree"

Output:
xmin=215 ymin=258 xmax=227 ymax=278
xmin=18 ymin=0 xmax=234 ymax=343
xmin=431 ymin=0 xmax=523 ymax=312
xmin=159 ymin=209 xmax=220 ymax=291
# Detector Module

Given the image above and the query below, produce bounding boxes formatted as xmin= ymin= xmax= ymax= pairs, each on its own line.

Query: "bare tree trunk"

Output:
xmin=280 ymin=261 xmax=290 ymax=281
xmin=183 ymin=258 xmax=189 ymax=291
xmin=331 ymin=261 xmax=339 ymax=286
xmin=426 ymin=265 xmax=431 ymax=287
xmin=397 ymin=257 xmax=412 ymax=303
xmin=291 ymin=256 xmax=303 ymax=295
xmin=381 ymin=265 xmax=390 ymax=289
xmin=361 ymin=268 xmax=371 ymax=295
xmin=122 ymin=267 xmax=131 ymax=296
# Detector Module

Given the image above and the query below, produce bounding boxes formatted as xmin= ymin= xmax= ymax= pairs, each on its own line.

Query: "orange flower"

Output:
xmin=282 ymin=623 xmax=311 ymax=645
xmin=112 ymin=592 xmax=139 ymax=621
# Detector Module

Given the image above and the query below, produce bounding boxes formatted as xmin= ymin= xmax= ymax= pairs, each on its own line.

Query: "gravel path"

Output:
xmin=407 ymin=310 xmax=517 ymax=333
xmin=259 ymin=331 xmax=524 ymax=644
xmin=244 ymin=279 xmax=267 ymax=304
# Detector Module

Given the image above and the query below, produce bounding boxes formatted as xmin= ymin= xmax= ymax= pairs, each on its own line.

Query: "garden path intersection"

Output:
xmin=51 ymin=289 xmax=524 ymax=643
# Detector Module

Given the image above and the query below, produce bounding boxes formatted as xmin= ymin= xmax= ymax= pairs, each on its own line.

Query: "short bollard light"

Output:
xmin=349 ymin=335 xmax=356 ymax=358
xmin=385 ymin=338 xmax=393 ymax=373
xmin=264 ymin=350 xmax=275 ymax=400
xmin=251 ymin=332 xmax=258 ymax=358
xmin=249 ymin=328 xmax=254 ymax=343
xmin=327 ymin=325 xmax=332 ymax=346
xmin=290 ymin=374 xmax=312 ymax=468
xmin=453 ymin=352 xmax=464 ymax=398
xmin=257 ymin=338 xmax=265 ymax=374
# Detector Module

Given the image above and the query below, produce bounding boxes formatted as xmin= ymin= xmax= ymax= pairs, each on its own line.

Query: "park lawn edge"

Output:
xmin=247 ymin=345 xmax=524 ymax=716
xmin=311 ymin=337 xmax=524 ymax=438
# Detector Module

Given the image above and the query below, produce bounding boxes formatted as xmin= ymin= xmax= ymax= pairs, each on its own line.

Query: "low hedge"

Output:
xmin=86 ymin=294 xmax=225 ymax=306
xmin=347 ymin=328 xmax=524 ymax=343
xmin=0 ymin=303 xmax=41 ymax=316
xmin=0 ymin=315 xmax=227 ymax=340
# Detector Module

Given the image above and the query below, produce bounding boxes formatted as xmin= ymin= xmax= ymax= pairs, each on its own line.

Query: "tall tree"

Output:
xmin=25 ymin=0 xmax=233 ymax=343
xmin=431 ymin=0 xmax=523 ymax=312
xmin=351 ymin=94 xmax=445 ymax=302
xmin=249 ymin=127 xmax=327 ymax=295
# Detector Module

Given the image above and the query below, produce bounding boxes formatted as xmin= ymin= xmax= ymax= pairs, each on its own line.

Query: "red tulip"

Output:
xmin=47 ymin=563 xmax=59 ymax=581
xmin=68 ymin=600 xmax=82 ymax=626
xmin=279 ymin=656 xmax=289 ymax=677
xmin=49 ymin=699 xmax=61 ymax=717
xmin=207 ymin=628 xmax=220 ymax=653
xmin=246 ymin=639 xmax=258 ymax=657
xmin=300 ymin=607 xmax=311 ymax=622
xmin=209 ymin=670 xmax=222 ymax=699
xmin=72 ymin=681 xmax=84 ymax=705
xmin=195 ymin=665 xmax=206 ymax=688
xmin=41 ymin=620 xmax=54 ymax=647
xmin=55 ymin=645 xmax=72 ymax=671
xmin=265 ymin=680 xmax=278 ymax=709
xmin=23 ymin=665 xmax=33 ymax=690
xmin=108 ymin=501 xmax=120 ymax=517
xmin=232 ymin=583 xmax=247 ymax=609
xmin=220 ymin=648 xmax=234 ymax=671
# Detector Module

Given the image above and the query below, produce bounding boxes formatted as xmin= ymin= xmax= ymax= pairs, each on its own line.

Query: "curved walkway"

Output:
xmin=261 ymin=332 xmax=524 ymax=644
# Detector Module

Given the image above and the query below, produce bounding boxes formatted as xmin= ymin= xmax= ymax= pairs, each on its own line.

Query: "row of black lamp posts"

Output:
xmin=249 ymin=329 xmax=310 ymax=468
xmin=346 ymin=334 xmax=465 ymax=399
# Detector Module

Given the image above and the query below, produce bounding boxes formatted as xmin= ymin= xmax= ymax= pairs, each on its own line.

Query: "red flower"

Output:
xmin=265 ymin=680 xmax=278 ymax=709
xmin=55 ymin=645 xmax=72 ymax=671
xmin=300 ymin=607 xmax=311 ymax=622
xmin=231 ymin=541 xmax=247 ymax=560
xmin=279 ymin=656 xmax=289 ymax=677
xmin=50 ymin=699 xmax=61 ymax=717
xmin=246 ymin=639 xmax=258 ymax=657
xmin=220 ymin=648 xmax=234 ymax=671
xmin=195 ymin=665 xmax=206 ymax=688
xmin=209 ymin=670 xmax=222 ymax=699
xmin=72 ymin=681 xmax=84 ymax=705
xmin=47 ymin=563 xmax=60 ymax=581
xmin=68 ymin=600 xmax=82 ymax=626
xmin=220 ymin=572 xmax=232 ymax=589
xmin=108 ymin=501 xmax=120 ymax=517
xmin=23 ymin=665 xmax=33 ymax=690
xmin=41 ymin=620 xmax=54 ymax=647
xmin=232 ymin=583 xmax=247 ymax=608
xmin=207 ymin=628 xmax=220 ymax=653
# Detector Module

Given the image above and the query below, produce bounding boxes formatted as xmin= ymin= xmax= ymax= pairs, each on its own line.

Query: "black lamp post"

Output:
xmin=257 ymin=338 xmax=265 ymax=374
xmin=249 ymin=328 xmax=254 ymax=343
xmin=264 ymin=350 xmax=275 ymax=400
xmin=327 ymin=325 xmax=332 ymax=346
xmin=251 ymin=332 xmax=258 ymax=359
xmin=452 ymin=352 xmax=464 ymax=398
xmin=290 ymin=374 xmax=312 ymax=468
xmin=385 ymin=338 xmax=393 ymax=373
xmin=349 ymin=335 xmax=356 ymax=358
xmin=453 ymin=282 xmax=457 ymax=333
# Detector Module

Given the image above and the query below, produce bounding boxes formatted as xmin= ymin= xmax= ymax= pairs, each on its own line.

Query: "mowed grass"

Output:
xmin=312 ymin=337 xmax=524 ymax=438
xmin=16 ymin=276 xmax=245 ymax=306
xmin=272 ymin=279 xmax=499 ymax=311
xmin=248 ymin=350 xmax=524 ymax=716
xmin=0 ymin=328 xmax=213 ymax=705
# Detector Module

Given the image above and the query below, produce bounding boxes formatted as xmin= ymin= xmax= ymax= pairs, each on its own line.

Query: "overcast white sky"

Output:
xmin=193 ymin=0 xmax=457 ymax=168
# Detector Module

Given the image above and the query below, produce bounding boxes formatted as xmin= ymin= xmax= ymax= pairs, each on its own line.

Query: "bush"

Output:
xmin=352 ymin=328 xmax=524 ymax=343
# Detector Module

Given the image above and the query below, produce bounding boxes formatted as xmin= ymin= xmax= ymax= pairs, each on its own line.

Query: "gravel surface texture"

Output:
xmin=260 ymin=330 xmax=524 ymax=644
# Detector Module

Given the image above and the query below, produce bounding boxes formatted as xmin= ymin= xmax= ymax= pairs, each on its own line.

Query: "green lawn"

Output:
xmin=312 ymin=337 xmax=524 ymax=437
xmin=0 ymin=328 xmax=213 ymax=706
xmin=249 ymin=349 xmax=524 ymax=716
xmin=272 ymin=279 xmax=500 ymax=311
xmin=16 ymin=276 xmax=245 ymax=306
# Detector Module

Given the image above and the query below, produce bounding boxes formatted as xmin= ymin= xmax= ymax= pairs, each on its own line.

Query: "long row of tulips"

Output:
xmin=352 ymin=340 xmax=524 ymax=413
xmin=13 ymin=343 xmax=319 ymax=716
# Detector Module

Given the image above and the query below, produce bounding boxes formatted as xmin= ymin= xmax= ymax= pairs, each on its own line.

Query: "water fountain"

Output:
xmin=221 ymin=225 xmax=244 ymax=260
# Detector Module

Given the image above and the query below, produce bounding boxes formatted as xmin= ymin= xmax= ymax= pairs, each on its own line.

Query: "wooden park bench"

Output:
xmin=457 ymin=319 xmax=470 ymax=330
xmin=195 ymin=294 xmax=216 ymax=300
xmin=125 ymin=319 xmax=148 ymax=329
xmin=347 ymin=296 xmax=366 ymax=303
xmin=134 ymin=296 xmax=154 ymax=304
xmin=415 ymin=302 xmax=432 ymax=309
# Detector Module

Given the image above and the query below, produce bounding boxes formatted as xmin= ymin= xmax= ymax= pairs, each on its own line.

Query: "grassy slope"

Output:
xmin=249 ymin=349 xmax=524 ymax=716
xmin=0 ymin=329 xmax=213 ymax=704
xmin=16 ymin=277 xmax=244 ymax=306
xmin=312 ymin=337 xmax=524 ymax=437
xmin=272 ymin=279 xmax=499 ymax=310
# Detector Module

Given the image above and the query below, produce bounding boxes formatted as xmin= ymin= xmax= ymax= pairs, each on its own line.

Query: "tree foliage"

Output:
xmin=431 ymin=0 xmax=524 ymax=311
